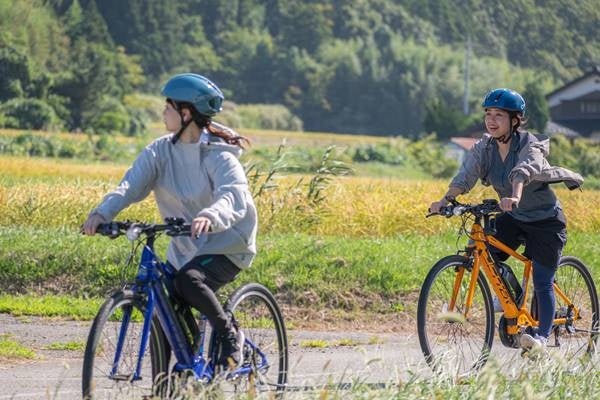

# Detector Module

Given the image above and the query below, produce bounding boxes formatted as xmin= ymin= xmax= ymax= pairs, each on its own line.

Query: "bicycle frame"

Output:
xmin=453 ymin=219 xmax=581 ymax=336
xmin=110 ymin=238 xmax=263 ymax=384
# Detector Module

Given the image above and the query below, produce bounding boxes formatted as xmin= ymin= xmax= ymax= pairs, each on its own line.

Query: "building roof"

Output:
xmin=449 ymin=136 xmax=479 ymax=151
xmin=544 ymin=121 xmax=580 ymax=138
xmin=546 ymin=66 xmax=600 ymax=106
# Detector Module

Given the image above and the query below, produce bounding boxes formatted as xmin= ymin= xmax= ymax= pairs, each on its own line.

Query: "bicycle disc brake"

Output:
xmin=498 ymin=316 xmax=520 ymax=348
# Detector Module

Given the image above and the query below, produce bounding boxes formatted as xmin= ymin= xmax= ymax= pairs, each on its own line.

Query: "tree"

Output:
xmin=423 ymin=98 xmax=473 ymax=140
xmin=0 ymin=42 xmax=31 ymax=101
xmin=522 ymin=81 xmax=549 ymax=133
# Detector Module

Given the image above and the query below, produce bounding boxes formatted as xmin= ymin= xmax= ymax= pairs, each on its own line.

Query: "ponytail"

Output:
xmin=172 ymin=100 xmax=251 ymax=149
xmin=207 ymin=121 xmax=251 ymax=149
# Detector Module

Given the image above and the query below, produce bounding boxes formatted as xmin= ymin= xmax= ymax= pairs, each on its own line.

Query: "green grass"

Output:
xmin=0 ymin=295 xmax=103 ymax=320
xmin=44 ymin=340 xmax=86 ymax=351
xmin=351 ymin=161 xmax=430 ymax=179
xmin=0 ymin=334 xmax=36 ymax=359
xmin=300 ymin=339 xmax=329 ymax=348
xmin=1 ymin=226 xmax=600 ymax=318
xmin=0 ymin=226 xmax=463 ymax=308
xmin=335 ymin=338 xmax=361 ymax=347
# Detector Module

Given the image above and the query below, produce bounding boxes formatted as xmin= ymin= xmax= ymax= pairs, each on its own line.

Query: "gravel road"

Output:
xmin=0 ymin=313 xmax=429 ymax=399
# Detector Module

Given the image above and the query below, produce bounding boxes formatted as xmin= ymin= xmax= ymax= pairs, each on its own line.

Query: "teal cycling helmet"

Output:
xmin=161 ymin=73 xmax=224 ymax=117
xmin=482 ymin=88 xmax=525 ymax=114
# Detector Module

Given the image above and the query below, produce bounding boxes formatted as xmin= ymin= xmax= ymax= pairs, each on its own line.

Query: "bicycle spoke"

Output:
xmin=83 ymin=292 xmax=166 ymax=399
xmin=221 ymin=284 xmax=287 ymax=396
xmin=550 ymin=257 xmax=599 ymax=362
xmin=418 ymin=256 xmax=493 ymax=376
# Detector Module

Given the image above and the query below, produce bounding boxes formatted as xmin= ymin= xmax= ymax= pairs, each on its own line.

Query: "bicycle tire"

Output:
xmin=216 ymin=283 xmax=288 ymax=396
xmin=82 ymin=289 xmax=169 ymax=399
xmin=550 ymin=256 xmax=600 ymax=359
xmin=417 ymin=255 xmax=495 ymax=375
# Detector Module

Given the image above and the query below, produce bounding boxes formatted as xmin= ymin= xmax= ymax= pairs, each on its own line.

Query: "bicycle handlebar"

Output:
xmin=427 ymin=198 xmax=503 ymax=219
xmin=96 ymin=217 xmax=192 ymax=240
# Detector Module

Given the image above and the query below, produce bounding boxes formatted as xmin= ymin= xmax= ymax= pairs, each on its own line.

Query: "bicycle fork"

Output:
xmin=449 ymin=258 xmax=480 ymax=317
xmin=110 ymin=289 xmax=155 ymax=381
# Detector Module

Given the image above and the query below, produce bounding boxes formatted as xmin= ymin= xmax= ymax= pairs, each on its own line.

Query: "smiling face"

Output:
xmin=484 ymin=107 xmax=515 ymax=138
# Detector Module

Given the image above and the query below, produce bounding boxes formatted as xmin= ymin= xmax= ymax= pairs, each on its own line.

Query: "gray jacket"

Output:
xmin=92 ymin=132 xmax=257 ymax=270
xmin=450 ymin=132 xmax=583 ymax=194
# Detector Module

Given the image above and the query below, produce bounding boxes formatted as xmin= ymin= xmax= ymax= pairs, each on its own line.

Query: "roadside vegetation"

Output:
xmin=0 ymin=334 xmax=36 ymax=360
xmin=2 ymin=127 xmax=600 ymax=398
xmin=1 ymin=131 xmax=600 ymax=323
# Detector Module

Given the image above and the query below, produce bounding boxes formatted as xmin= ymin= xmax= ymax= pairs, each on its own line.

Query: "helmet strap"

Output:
xmin=495 ymin=131 xmax=512 ymax=144
xmin=171 ymin=110 xmax=193 ymax=144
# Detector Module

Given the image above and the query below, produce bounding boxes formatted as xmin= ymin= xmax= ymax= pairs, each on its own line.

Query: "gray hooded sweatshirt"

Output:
xmin=92 ymin=131 xmax=257 ymax=270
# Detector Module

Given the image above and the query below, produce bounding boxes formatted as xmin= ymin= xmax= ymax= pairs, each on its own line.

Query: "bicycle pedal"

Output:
xmin=110 ymin=373 xmax=138 ymax=382
xmin=520 ymin=349 xmax=529 ymax=358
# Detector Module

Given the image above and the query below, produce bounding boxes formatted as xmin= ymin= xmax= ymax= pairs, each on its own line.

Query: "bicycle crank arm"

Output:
xmin=110 ymin=373 xmax=142 ymax=382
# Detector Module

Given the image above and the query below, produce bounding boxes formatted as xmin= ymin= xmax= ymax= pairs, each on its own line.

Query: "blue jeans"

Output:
xmin=532 ymin=260 xmax=557 ymax=339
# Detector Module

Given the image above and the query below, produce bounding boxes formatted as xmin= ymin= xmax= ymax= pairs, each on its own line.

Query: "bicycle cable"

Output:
xmin=119 ymin=234 xmax=150 ymax=287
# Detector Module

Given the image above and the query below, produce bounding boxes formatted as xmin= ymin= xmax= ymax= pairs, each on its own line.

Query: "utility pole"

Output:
xmin=463 ymin=33 xmax=471 ymax=115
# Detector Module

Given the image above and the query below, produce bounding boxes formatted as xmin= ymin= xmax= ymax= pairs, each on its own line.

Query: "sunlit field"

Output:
xmin=1 ymin=155 xmax=599 ymax=236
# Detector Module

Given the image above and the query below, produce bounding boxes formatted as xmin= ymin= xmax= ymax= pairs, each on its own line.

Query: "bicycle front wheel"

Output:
xmin=551 ymin=256 xmax=599 ymax=359
xmin=222 ymin=283 xmax=288 ymax=396
xmin=417 ymin=255 xmax=495 ymax=376
xmin=82 ymin=289 xmax=168 ymax=399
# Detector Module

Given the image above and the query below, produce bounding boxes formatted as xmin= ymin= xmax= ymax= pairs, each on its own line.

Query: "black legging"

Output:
xmin=172 ymin=254 xmax=241 ymax=334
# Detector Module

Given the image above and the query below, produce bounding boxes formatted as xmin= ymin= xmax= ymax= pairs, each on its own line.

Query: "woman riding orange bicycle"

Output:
xmin=429 ymin=88 xmax=583 ymax=351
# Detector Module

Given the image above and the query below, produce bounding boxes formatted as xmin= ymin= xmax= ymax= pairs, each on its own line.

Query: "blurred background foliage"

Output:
xmin=0 ymin=0 xmax=597 ymax=137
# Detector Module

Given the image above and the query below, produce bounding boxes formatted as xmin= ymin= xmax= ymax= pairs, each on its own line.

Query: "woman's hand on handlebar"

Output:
xmin=429 ymin=199 xmax=449 ymax=214
xmin=191 ymin=216 xmax=212 ymax=238
xmin=500 ymin=197 xmax=519 ymax=212
xmin=82 ymin=213 xmax=107 ymax=235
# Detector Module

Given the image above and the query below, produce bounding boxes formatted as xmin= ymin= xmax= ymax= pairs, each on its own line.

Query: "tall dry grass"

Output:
xmin=1 ymin=156 xmax=599 ymax=235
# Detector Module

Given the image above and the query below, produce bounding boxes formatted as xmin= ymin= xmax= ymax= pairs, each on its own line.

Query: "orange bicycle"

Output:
xmin=417 ymin=199 xmax=599 ymax=375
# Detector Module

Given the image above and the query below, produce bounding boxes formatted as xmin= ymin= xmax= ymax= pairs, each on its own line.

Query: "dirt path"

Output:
xmin=0 ymin=314 xmax=428 ymax=399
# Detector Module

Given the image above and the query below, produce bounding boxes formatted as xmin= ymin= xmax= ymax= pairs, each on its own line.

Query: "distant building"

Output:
xmin=445 ymin=137 xmax=478 ymax=164
xmin=546 ymin=66 xmax=600 ymax=137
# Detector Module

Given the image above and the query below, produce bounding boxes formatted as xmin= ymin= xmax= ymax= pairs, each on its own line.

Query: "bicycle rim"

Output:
xmin=222 ymin=283 xmax=288 ymax=396
xmin=551 ymin=256 xmax=600 ymax=361
xmin=82 ymin=291 xmax=167 ymax=399
xmin=417 ymin=255 xmax=494 ymax=376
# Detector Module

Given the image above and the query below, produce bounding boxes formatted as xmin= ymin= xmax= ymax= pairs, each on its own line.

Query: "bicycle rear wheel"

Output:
xmin=551 ymin=256 xmax=599 ymax=360
xmin=82 ymin=289 xmax=168 ymax=399
xmin=220 ymin=283 xmax=288 ymax=396
xmin=417 ymin=255 xmax=495 ymax=376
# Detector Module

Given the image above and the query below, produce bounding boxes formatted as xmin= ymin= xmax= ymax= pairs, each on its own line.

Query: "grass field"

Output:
xmin=2 ymin=152 xmax=600 ymax=320
xmin=2 ymin=131 xmax=600 ymax=397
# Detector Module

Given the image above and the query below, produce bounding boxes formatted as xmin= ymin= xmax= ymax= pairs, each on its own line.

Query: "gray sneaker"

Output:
xmin=520 ymin=333 xmax=547 ymax=351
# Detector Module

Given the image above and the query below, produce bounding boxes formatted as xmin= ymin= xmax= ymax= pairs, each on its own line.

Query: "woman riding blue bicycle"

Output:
xmin=83 ymin=73 xmax=256 ymax=369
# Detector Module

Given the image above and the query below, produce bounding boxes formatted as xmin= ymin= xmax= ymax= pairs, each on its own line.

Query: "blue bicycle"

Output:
xmin=82 ymin=218 xmax=288 ymax=399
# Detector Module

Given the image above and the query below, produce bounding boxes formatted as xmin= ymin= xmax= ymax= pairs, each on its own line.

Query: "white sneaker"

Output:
xmin=492 ymin=297 xmax=503 ymax=313
xmin=520 ymin=333 xmax=547 ymax=351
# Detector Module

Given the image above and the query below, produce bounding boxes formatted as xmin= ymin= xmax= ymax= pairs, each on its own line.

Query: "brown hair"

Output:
xmin=509 ymin=111 xmax=527 ymax=133
xmin=207 ymin=122 xmax=251 ymax=149
xmin=170 ymin=99 xmax=250 ymax=149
